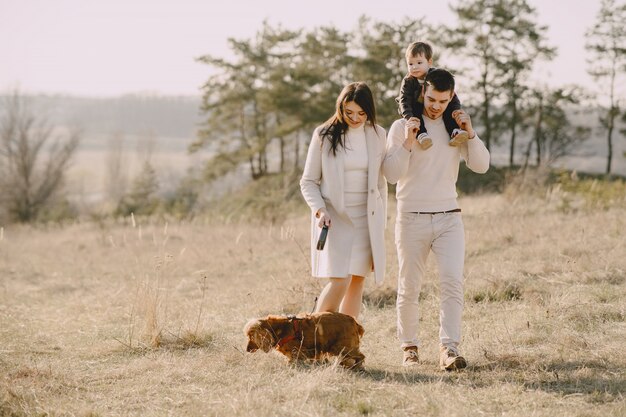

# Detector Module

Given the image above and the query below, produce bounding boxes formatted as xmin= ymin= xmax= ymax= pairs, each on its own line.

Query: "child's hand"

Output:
xmin=408 ymin=117 xmax=420 ymax=133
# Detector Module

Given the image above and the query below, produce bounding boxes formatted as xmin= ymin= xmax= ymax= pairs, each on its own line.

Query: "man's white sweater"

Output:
xmin=383 ymin=116 xmax=490 ymax=213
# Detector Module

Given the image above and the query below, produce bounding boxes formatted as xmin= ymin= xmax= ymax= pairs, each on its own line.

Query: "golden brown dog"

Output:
xmin=243 ymin=312 xmax=365 ymax=369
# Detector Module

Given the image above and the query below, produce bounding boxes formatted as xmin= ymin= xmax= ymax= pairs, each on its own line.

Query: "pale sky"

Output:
xmin=0 ymin=0 xmax=602 ymax=97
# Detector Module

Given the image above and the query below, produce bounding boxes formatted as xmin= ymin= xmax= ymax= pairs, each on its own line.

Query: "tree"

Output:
xmin=353 ymin=17 xmax=434 ymax=127
xmin=492 ymin=0 xmax=555 ymax=166
xmin=449 ymin=0 xmax=555 ymax=162
xmin=116 ymin=161 xmax=160 ymax=216
xmin=104 ymin=132 xmax=128 ymax=205
xmin=194 ymin=22 xmax=301 ymax=181
xmin=622 ymin=111 xmax=626 ymax=162
xmin=522 ymin=86 xmax=590 ymax=168
xmin=193 ymin=22 xmax=355 ymax=180
xmin=585 ymin=0 xmax=626 ymax=175
xmin=0 ymin=92 xmax=80 ymax=222
xmin=269 ymin=25 xmax=352 ymax=172
xmin=448 ymin=0 xmax=509 ymax=152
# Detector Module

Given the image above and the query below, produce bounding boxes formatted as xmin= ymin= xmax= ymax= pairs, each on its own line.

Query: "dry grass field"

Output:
xmin=1 ymin=185 xmax=625 ymax=416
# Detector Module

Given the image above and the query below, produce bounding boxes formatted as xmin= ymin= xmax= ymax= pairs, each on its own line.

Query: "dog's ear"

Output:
xmin=243 ymin=319 xmax=261 ymax=335
xmin=246 ymin=340 xmax=259 ymax=352
xmin=265 ymin=316 xmax=289 ymax=336
xmin=356 ymin=322 xmax=364 ymax=338
xmin=258 ymin=322 xmax=278 ymax=352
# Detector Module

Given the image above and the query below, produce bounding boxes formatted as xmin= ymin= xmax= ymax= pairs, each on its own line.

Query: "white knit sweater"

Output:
xmin=344 ymin=125 xmax=368 ymax=193
xmin=383 ymin=116 xmax=490 ymax=213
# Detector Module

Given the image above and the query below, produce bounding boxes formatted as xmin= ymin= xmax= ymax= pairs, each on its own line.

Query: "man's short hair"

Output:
xmin=405 ymin=42 xmax=433 ymax=60
xmin=424 ymin=68 xmax=455 ymax=94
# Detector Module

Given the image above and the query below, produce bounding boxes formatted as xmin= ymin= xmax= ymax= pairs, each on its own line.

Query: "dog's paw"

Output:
xmin=340 ymin=357 xmax=356 ymax=368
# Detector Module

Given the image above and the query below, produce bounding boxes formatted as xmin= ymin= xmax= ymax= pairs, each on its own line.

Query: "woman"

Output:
xmin=300 ymin=82 xmax=387 ymax=320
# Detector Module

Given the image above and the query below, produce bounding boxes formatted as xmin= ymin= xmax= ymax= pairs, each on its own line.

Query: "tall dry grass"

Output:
xmin=0 ymin=184 xmax=624 ymax=416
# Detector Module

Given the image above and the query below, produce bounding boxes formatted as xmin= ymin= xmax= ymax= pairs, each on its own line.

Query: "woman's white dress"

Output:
xmin=343 ymin=125 xmax=372 ymax=277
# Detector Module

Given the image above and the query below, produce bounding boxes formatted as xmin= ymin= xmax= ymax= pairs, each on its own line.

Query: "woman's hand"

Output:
xmin=316 ymin=208 xmax=332 ymax=228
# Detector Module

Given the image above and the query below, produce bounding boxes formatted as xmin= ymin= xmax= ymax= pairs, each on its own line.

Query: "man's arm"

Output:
xmin=460 ymin=135 xmax=490 ymax=173
xmin=453 ymin=110 xmax=490 ymax=173
xmin=382 ymin=119 xmax=416 ymax=184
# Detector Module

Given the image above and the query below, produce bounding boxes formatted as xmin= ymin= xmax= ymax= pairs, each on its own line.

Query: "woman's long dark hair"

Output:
xmin=320 ymin=82 xmax=377 ymax=156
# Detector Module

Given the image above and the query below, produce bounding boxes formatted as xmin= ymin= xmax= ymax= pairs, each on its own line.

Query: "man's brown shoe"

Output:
xmin=403 ymin=346 xmax=419 ymax=367
xmin=439 ymin=346 xmax=467 ymax=371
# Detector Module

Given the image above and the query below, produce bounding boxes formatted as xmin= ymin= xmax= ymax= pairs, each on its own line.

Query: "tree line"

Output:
xmin=0 ymin=0 xmax=624 ymax=223
xmin=192 ymin=0 xmax=626 ymax=181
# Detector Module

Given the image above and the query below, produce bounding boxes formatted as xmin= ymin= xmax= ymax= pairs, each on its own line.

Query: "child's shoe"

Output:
xmin=449 ymin=129 xmax=469 ymax=147
xmin=417 ymin=132 xmax=432 ymax=150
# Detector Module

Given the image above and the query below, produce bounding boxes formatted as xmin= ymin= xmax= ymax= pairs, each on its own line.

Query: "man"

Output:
xmin=382 ymin=68 xmax=490 ymax=370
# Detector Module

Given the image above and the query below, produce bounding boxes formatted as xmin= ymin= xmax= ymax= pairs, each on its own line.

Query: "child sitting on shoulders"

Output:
xmin=396 ymin=41 xmax=469 ymax=150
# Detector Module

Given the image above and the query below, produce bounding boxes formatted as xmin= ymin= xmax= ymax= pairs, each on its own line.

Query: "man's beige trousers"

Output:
xmin=395 ymin=211 xmax=465 ymax=349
